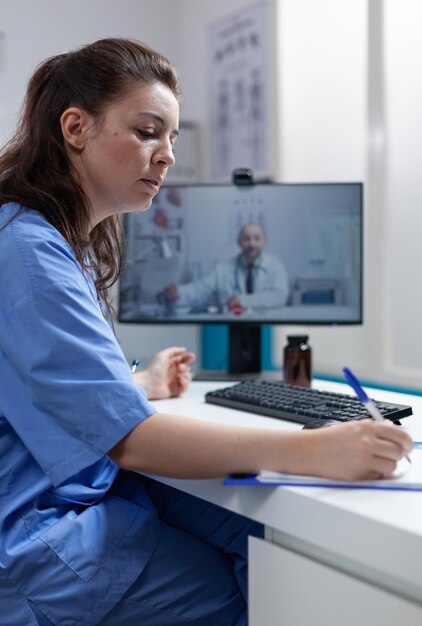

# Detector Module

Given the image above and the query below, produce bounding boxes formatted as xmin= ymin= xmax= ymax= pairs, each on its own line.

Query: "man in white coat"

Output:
xmin=163 ymin=223 xmax=289 ymax=314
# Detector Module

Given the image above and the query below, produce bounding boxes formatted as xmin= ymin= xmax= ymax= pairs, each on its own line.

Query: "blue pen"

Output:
xmin=343 ymin=366 xmax=411 ymax=463
xmin=131 ymin=358 xmax=140 ymax=374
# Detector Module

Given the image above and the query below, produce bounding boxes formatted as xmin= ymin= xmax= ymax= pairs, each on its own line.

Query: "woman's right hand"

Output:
xmin=303 ymin=419 xmax=413 ymax=481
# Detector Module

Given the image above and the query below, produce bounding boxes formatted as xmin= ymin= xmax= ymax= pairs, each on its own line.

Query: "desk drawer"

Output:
xmin=249 ymin=536 xmax=422 ymax=626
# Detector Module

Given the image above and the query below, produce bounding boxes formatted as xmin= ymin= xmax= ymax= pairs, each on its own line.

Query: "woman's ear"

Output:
xmin=60 ymin=107 xmax=92 ymax=151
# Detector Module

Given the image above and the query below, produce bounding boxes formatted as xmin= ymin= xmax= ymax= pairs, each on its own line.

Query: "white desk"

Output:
xmin=151 ymin=379 xmax=422 ymax=626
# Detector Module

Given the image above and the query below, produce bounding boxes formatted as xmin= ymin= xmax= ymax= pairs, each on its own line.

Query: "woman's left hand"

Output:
xmin=133 ymin=347 xmax=195 ymax=400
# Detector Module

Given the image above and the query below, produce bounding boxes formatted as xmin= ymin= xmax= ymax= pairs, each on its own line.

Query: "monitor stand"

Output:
xmin=194 ymin=324 xmax=278 ymax=381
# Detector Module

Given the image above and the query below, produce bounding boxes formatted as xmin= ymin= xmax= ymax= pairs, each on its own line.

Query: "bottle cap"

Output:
xmin=287 ymin=335 xmax=309 ymax=346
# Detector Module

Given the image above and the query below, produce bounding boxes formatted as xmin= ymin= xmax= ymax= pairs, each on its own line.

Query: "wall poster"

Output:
xmin=208 ymin=2 xmax=271 ymax=181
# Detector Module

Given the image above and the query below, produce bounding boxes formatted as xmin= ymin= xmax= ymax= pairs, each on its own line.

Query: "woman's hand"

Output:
xmin=133 ymin=347 xmax=195 ymax=400
xmin=300 ymin=419 xmax=413 ymax=481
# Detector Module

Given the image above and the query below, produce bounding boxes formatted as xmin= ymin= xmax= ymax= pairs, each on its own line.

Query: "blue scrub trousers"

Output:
xmin=100 ymin=475 xmax=264 ymax=626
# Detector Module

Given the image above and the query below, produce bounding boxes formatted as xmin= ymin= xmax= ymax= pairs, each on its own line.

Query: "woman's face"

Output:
xmin=64 ymin=81 xmax=179 ymax=227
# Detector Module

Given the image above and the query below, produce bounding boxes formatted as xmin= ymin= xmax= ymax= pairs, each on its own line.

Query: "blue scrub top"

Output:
xmin=0 ymin=203 xmax=161 ymax=624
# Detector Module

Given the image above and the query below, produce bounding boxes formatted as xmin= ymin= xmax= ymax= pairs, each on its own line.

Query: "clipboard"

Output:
xmin=223 ymin=442 xmax=422 ymax=492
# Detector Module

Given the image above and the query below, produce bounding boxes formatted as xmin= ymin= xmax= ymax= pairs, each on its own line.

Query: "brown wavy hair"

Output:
xmin=0 ymin=38 xmax=181 ymax=299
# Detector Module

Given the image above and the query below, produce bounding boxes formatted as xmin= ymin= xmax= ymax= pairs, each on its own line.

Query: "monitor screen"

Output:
xmin=118 ymin=182 xmax=363 ymax=328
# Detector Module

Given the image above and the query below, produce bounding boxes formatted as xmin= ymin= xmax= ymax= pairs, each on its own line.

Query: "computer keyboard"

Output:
xmin=205 ymin=379 xmax=413 ymax=425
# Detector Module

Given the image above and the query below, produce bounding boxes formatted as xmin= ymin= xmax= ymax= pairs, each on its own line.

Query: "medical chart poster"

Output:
xmin=208 ymin=2 xmax=271 ymax=181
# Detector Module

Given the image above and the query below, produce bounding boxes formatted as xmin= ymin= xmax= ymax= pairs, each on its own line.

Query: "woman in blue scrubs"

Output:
xmin=0 ymin=38 xmax=412 ymax=625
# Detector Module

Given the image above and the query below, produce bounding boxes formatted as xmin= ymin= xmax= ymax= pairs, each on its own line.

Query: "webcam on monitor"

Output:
xmin=232 ymin=168 xmax=254 ymax=185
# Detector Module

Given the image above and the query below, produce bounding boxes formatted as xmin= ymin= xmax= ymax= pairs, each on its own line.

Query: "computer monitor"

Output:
xmin=118 ymin=182 xmax=363 ymax=375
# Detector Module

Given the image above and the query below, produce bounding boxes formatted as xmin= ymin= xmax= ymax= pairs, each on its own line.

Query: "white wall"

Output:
xmin=272 ymin=0 xmax=371 ymax=380
xmin=272 ymin=0 xmax=422 ymax=390
xmin=382 ymin=0 xmax=422 ymax=386
xmin=0 ymin=0 xmax=179 ymax=141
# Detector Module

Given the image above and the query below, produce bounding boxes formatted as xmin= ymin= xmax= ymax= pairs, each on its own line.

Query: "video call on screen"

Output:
xmin=119 ymin=183 xmax=362 ymax=325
